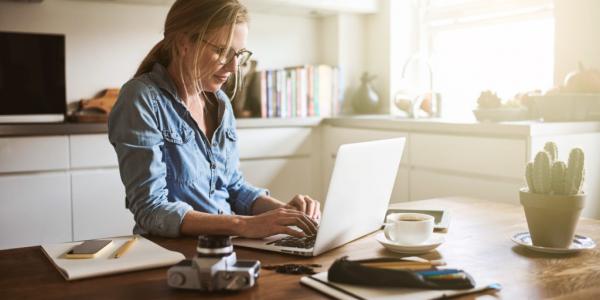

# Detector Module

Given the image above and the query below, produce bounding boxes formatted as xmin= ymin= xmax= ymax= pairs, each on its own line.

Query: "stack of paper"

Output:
xmin=41 ymin=236 xmax=185 ymax=281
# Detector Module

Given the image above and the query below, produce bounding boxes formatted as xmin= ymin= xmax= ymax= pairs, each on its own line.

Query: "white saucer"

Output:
xmin=511 ymin=232 xmax=597 ymax=254
xmin=375 ymin=232 xmax=445 ymax=254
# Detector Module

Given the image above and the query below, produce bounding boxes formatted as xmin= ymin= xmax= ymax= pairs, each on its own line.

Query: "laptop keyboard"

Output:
xmin=267 ymin=235 xmax=317 ymax=249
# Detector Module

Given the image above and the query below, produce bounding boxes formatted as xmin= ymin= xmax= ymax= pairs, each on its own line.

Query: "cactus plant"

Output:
xmin=544 ymin=141 xmax=558 ymax=162
xmin=551 ymin=161 xmax=567 ymax=195
xmin=565 ymin=148 xmax=585 ymax=195
xmin=526 ymin=162 xmax=535 ymax=193
xmin=532 ymin=151 xmax=552 ymax=194
xmin=525 ymin=143 xmax=585 ymax=196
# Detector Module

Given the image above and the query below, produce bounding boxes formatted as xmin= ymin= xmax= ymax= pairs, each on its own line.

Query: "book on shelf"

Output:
xmin=247 ymin=64 xmax=341 ymax=119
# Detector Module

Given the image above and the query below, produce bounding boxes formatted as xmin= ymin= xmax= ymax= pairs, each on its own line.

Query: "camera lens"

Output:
xmin=196 ymin=235 xmax=233 ymax=257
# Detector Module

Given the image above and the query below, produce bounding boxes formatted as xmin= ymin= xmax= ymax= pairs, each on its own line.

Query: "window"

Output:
xmin=423 ymin=0 xmax=554 ymax=119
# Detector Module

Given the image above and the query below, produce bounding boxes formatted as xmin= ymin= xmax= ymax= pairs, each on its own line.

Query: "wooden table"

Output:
xmin=1 ymin=197 xmax=599 ymax=299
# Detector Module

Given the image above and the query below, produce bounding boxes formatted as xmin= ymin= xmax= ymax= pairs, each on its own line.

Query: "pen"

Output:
xmin=114 ymin=235 xmax=139 ymax=258
xmin=362 ymin=262 xmax=436 ymax=271
xmin=425 ymin=273 xmax=467 ymax=280
xmin=417 ymin=269 xmax=462 ymax=276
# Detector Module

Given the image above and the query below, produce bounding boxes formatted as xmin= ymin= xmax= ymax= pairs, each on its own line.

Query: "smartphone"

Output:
xmin=65 ymin=239 xmax=113 ymax=259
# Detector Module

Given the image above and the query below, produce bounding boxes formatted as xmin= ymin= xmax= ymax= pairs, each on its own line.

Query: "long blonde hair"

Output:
xmin=135 ymin=0 xmax=248 ymax=99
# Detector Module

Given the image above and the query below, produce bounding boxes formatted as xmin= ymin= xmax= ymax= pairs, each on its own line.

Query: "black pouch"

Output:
xmin=328 ymin=256 xmax=475 ymax=290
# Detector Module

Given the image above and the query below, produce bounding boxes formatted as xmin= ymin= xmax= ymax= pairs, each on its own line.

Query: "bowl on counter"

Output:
xmin=531 ymin=93 xmax=600 ymax=122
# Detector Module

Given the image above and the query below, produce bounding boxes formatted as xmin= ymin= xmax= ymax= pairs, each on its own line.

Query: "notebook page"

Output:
xmin=41 ymin=236 xmax=185 ymax=280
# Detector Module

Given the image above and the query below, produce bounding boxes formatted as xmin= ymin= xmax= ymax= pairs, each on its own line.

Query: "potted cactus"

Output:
xmin=520 ymin=142 xmax=585 ymax=248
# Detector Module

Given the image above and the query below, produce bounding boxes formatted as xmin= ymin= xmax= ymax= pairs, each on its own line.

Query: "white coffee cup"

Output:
xmin=383 ymin=213 xmax=434 ymax=245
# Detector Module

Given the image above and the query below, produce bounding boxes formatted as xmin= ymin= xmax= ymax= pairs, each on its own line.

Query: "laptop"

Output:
xmin=233 ymin=138 xmax=406 ymax=256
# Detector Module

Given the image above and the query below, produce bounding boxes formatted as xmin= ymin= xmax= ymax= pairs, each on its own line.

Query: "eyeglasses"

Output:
xmin=201 ymin=39 xmax=253 ymax=66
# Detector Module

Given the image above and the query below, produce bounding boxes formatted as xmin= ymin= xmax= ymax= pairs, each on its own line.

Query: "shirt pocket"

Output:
xmin=223 ymin=127 xmax=239 ymax=176
xmin=162 ymin=127 xmax=194 ymax=144
xmin=161 ymin=126 xmax=198 ymax=182
xmin=224 ymin=127 xmax=238 ymax=156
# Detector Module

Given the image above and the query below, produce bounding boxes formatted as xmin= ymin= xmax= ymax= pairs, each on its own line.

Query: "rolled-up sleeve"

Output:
xmin=108 ymin=79 xmax=192 ymax=237
xmin=227 ymin=167 xmax=269 ymax=215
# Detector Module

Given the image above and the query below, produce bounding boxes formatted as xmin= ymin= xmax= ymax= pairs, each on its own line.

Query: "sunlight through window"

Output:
xmin=425 ymin=0 xmax=555 ymax=119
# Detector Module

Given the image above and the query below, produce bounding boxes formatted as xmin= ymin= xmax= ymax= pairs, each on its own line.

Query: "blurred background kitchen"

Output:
xmin=1 ymin=0 xmax=599 ymax=250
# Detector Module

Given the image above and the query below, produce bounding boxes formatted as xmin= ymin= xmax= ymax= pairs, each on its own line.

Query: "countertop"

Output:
xmin=324 ymin=115 xmax=600 ymax=137
xmin=2 ymin=115 xmax=600 ymax=137
xmin=0 ymin=117 xmax=323 ymax=137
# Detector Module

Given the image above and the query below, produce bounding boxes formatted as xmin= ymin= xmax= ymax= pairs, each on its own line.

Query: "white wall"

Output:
xmin=247 ymin=13 xmax=321 ymax=70
xmin=317 ymin=14 xmax=368 ymax=113
xmin=365 ymin=0 xmax=391 ymax=114
xmin=554 ymin=0 xmax=600 ymax=85
xmin=365 ymin=0 xmax=418 ymax=115
xmin=0 ymin=0 xmax=322 ymax=105
xmin=338 ymin=14 xmax=367 ymax=110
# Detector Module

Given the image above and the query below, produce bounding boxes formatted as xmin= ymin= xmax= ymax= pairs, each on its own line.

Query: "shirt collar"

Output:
xmin=149 ymin=62 xmax=180 ymax=101
xmin=148 ymin=62 xmax=228 ymax=105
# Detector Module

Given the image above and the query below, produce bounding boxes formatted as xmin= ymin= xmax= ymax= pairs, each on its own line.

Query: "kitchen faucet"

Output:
xmin=394 ymin=53 xmax=440 ymax=118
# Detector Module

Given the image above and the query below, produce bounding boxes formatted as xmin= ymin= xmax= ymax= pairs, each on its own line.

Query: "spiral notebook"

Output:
xmin=41 ymin=236 xmax=185 ymax=281
xmin=300 ymin=272 xmax=501 ymax=300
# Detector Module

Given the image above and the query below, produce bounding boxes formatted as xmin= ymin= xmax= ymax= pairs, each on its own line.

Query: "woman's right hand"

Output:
xmin=238 ymin=208 xmax=318 ymax=238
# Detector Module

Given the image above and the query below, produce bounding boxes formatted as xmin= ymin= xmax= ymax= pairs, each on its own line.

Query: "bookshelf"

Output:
xmin=234 ymin=64 xmax=340 ymax=119
xmin=240 ymin=0 xmax=380 ymax=118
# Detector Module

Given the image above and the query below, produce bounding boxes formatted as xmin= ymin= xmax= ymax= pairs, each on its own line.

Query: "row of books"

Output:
xmin=251 ymin=65 xmax=341 ymax=118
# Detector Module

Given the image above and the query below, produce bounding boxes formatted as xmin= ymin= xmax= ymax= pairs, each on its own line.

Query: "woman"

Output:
xmin=108 ymin=0 xmax=320 ymax=239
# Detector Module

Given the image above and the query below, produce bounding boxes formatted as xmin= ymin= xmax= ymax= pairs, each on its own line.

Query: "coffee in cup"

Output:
xmin=383 ymin=213 xmax=434 ymax=245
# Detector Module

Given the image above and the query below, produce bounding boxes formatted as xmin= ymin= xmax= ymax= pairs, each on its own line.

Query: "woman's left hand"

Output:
xmin=284 ymin=194 xmax=321 ymax=221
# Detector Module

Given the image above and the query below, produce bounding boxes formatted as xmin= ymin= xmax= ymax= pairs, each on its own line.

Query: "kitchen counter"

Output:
xmin=0 ymin=122 xmax=108 ymax=137
xmin=324 ymin=115 xmax=600 ymax=137
xmin=0 ymin=117 xmax=323 ymax=137
xmin=2 ymin=115 xmax=600 ymax=137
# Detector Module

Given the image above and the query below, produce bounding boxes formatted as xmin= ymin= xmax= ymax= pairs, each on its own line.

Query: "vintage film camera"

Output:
xmin=167 ymin=235 xmax=260 ymax=291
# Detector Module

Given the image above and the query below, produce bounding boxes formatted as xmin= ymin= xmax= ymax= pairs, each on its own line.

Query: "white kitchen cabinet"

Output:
xmin=323 ymin=124 xmax=531 ymax=207
xmin=240 ymin=157 xmax=316 ymax=202
xmin=71 ymin=169 xmax=134 ymax=241
xmin=324 ymin=126 xmax=409 ymax=166
xmin=390 ymin=167 xmax=410 ymax=203
xmin=70 ymin=134 xmax=118 ymax=168
xmin=410 ymin=169 xmax=523 ymax=204
xmin=236 ymin=126 xmax=322 ymax=202
xmin=0 ymin=136 xmax=69 ymax=173
xmin=410 ymin=133 xmax=526 ymax=180
xmin=322 ymin=126 xmax=410 ymax=205
xmin=0 ymin=172 xmax=71 ymax=250
xmin=4 ymin=117 xmax=600 ymax=251
xmin=236 ymin=127 xmax=314 ymax=159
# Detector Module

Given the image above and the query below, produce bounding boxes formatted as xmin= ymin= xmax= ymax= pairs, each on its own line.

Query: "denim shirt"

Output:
xmin=108 ymin=63 xmax=268 ymax=237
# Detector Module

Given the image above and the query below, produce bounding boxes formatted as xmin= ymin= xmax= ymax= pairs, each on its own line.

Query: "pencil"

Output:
xmin=362 ymin=260 xmax=445 ymax=270
xmin=425 ymin=273 xmax=467 ymax=280
xmin=417 ymin=269 xmax=462 ymax=276
xmin=114 ymin=235 xmax=139 ymax=258
xmin=362 ymin=262 xmax=434 ymax=270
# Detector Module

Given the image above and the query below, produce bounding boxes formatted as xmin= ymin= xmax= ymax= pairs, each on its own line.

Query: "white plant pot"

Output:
xmin=519 ymin=188 xmax=585 ymax=248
